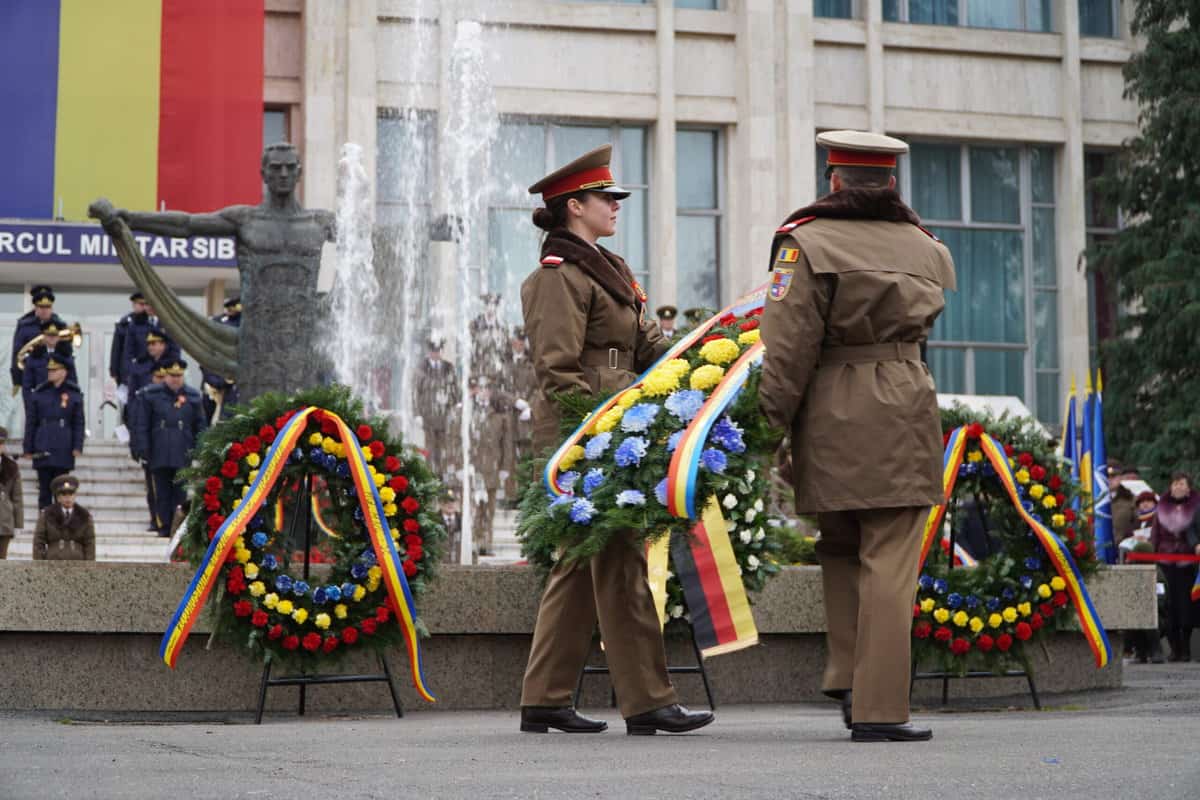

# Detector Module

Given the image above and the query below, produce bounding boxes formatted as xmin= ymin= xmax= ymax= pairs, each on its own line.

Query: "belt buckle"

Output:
xmin=608 ymin=348 xmax=618 ymax=370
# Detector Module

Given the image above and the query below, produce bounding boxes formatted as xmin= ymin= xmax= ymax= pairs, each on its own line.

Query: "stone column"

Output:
xmin=652 ymin=0 xmax=678 ymax=305
xmin=864 ymin=0 xmax=886 ymax=133
xmin=1057 ymin=0 xmax=1090 ymax=387
xmin=345 ymin=0 xmax=379 ymax=216
xmin=204 ymin=278 xmax=227 ymax=317
xmin=302 ymin=0 xmax=342 ymax=211
xmin=781 ymin=0 xmax=817 ymax=211
xmin=729 ymin=0 xmax=779 ymax=299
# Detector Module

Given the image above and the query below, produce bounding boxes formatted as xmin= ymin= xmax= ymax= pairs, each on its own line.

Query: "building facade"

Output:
xmin=0 ymin=0 xmax=1136 ymax=433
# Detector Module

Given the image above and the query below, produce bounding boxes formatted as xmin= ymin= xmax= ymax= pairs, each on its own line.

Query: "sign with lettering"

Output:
xmin=0 ymin=222 xmax=236 ymax=267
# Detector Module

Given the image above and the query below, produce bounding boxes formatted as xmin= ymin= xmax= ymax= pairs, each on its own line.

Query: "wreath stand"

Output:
xmin=254 ymin=469 xmax=405 ymax=724
xmin=573 ymin=622 xmax=717 ymax=710
xmin=909 ymin=491 xmax=1042 ymax=710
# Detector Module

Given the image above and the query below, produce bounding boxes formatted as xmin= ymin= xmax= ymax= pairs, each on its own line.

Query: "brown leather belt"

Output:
xmin=820 ymin=342 xmax=921 ymax=365
xmin=581 ymin=348 xmax=634 ymax=371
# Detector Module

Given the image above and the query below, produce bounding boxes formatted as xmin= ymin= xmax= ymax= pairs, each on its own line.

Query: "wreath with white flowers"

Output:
xmin=178 ymin=385 xmax=445 ymax=666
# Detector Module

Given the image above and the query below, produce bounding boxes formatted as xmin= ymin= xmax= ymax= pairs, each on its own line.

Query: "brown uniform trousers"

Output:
xmin=760 ymin=200 xmax=956 ymax=724
xmin=519 ymin=229 xmax=673 ymax=717
xmin=413 ymin=357 xmax=459 ymax=484
xmin=469 ymin=391 xmax=512 ymax=554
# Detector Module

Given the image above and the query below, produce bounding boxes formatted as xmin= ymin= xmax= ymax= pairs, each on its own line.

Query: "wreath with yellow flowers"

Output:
xmin=177 ymin=385 xmax=445 ymax=666
xmin=912 ymin=408 xmax=1100 ymax=673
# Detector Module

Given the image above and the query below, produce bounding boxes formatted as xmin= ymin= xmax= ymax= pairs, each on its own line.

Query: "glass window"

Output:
xmin=552 ymin=125 xmax=612 ymax=161
xmin=1079 ymin=0 xmax=1117 ymax=37
xmin=931 ymin=228 xmax=1025 ymax=344
xmin=928 ymin=347 xmax=966 ymax=393
xmin=675 ymin=0 xmax=720 ymax=7
xmin=910 ymin=143 xmax=961 ymax=221
xmin=909 ymin=0 xmax=959 ymax=25
xmin=491 ymin=121 xmax=546 ymax=205
xmin=969 ymin=147 xmax=1020 ymax=224
xmin=815 ymin=0 xmax=855 ymax=18
xmin=377 ymin=110 xmax=437 ymax=208
xmin=888 ymin=0 xmax=1052 ymax=30
xmin=975 ymin=349 xmax=1024 ymax=398
xmin=1030 ymin=146 xmax=1055 ymax=204
xmin=264 ymin=108 xmax=288 ymax=147
xmin=676 ymin=129 xmax=723 ymax=312
xmin=1084 ymin=150 xmax=1119 ymax=230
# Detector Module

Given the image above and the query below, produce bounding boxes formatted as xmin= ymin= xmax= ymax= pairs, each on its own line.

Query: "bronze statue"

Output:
xmin=89 ymin=143 xmax=335 ymax=400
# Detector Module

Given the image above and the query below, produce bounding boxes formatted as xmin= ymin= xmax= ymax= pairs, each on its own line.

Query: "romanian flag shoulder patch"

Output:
xmin=777 ymin=247 xmax=800 ymax=264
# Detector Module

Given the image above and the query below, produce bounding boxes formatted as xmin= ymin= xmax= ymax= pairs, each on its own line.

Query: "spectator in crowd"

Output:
xmin=1125 ymin=489 xmax=1164 ymax=663
xmin=1110 ymin=465 xmax=1138 ymax=545
xmin=22 ymin=355 xmax=84 ymax=510
xmin=32 ymin=474 xmax=94 ymax=561
xmin=0 ymin=426 xmax=23 ymax=559
xmin=131 ymin=359 xmax=207 ymax=537
xmin=10 ymin=285 xmax=69 ymax=388
xmin=1151 ymin=472 xmax=1200 ymax=662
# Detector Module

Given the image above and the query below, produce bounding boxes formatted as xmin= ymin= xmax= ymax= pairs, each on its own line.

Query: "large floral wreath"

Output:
xmin=178 ymin=386 xmax=445 ymax=666
xmin=913 ymin=407 xmax=1102 ymax=673
xmin=518 ymin=304 xmax=786 ymax=620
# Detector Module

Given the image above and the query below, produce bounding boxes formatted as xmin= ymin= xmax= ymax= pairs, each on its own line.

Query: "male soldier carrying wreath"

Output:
xmin=759 ymin=130 xmax=956 ymax=743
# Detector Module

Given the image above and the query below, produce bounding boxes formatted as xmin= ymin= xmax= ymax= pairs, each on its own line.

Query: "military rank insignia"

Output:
xmin=777 ymin=247 xmax=800 ymax=263
xmin=769 ymin=268 xmax=794 ymax=301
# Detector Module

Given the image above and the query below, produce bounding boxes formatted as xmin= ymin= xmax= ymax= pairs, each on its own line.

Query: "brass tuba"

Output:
xmin=14 ymin=321 xmax=83 ymax=372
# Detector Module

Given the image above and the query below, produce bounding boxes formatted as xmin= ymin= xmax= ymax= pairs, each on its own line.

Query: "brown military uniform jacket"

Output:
xmin=33 ymin=503 xmax=95 ymax=561
xmin=413 ymin=357 xmax=459 ymax=433
xmin=0 ymin=455 xmax=23 ymax=539
xmin=760 ymin=190 xmax=957 ymax=514
xmin=521 ymin=230 xmax=669 ymax=452
xmin=470 ymin=390 xmax=514 ymax=491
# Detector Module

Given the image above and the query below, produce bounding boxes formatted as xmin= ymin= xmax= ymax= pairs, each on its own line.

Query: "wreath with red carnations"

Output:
xmin=912 ymin=407 xmax=1102 ymax=674
xmin=178 ymin=385 xmax=445 ymax=666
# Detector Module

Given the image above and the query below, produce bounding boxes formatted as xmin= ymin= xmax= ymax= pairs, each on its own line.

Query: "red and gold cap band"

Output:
xmin=540 ymin=166 xmax=616 ymax=202
xmin=826 ymin=149 xmax=897 ymax=169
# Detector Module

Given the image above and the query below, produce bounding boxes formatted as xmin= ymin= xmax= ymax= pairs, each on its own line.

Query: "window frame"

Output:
xmin=885 ymin=0 xmax=1055 ymax=32
xmin=1078 ymin=0 xmax=1121 ymax=38
xmin=675 ymin=125 xmax=726 ymax=311
xmin=814 ymin=0 xmax=859 ymax=19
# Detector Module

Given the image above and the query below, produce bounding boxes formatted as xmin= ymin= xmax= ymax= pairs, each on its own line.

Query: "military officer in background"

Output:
xmin=32 ymin=474 xmax=94 ymax=561
xmin=21 ymin=321 xmax=78 ymax=407
xmin=0 ymin=426 xmax=24 ymax=560
xmin=759 ymin=130 xmax=956 ymax=743
xmin=128 ymin=339 xmax=170 ymax=532
xmin=439 ymin=489 xmax=462 ymax=565
xmin=413 ymin=337 xmax=459 ymax=484
xmin=503 ymin=326 xmax=536 ymax=499
xmin=126 ymin=329 xmax=172 ymax=400
xmin=467 ymin=376 xmax=512 ymax=558
xmin=109 ymin=292 xmax=151 ymax=390
xmin=471 ymin=293 xmax=512 ymax=390
xmin=655 ymin=305 xmax=678 ymax=340
xmin=22 ymin=355 xmax=85 ymax=510
xmin=519 ymin=144 xmax=711 ymax=736
xmin=202 ymin=297 xmax=242 ymax=421
xmin=131 ymin=359 xmax=207 ymax=537
xmin=10 ymin=285 xmax=69 ymax=389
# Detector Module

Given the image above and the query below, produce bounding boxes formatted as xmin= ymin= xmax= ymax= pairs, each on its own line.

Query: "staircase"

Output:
xmin=6 ymin=439 xmax=170 ymax=563
xmin=477 ymin=508 xmax=524 ymax=565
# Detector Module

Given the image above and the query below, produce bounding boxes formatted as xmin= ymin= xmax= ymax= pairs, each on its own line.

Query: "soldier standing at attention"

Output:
xmin=467 ymin=376 xmax=511 ymax=559
xmin=413 ymin=337 xmax=459 ymax=484
xmin=519 ymin=145 xmax=712 ymax=736
xmin=131 ymin=359 xmax=207 ymax=538
xmin=10 ymin=285 xmax=69 ymax=390
xmin=0 ymin=427 xmax=23 ymax=559
xmin=655 ymin=305 xmax=678 ymax=340
xmin=202 ymin=297 xmax=242 ymax=421
xmin=759 ymin=131 xmax=956 ymax=743
xmin=22 ymin=355 xmax=84 ymax=510
xmin=503 ymin=326 xmax=536 ymax=500
xmin=32 ymin=474 xmax=94 ymax=561
xmin=109 ymin=291 xmax=148 ymax=391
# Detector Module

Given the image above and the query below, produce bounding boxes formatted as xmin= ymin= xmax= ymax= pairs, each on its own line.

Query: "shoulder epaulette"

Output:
xmin=776 ymin=216 xmax=816 ymax=235
xmin=540 ymin=255 xmax=564 ymax=268
xmin=916 ymin=225 xmax=942 ymax=244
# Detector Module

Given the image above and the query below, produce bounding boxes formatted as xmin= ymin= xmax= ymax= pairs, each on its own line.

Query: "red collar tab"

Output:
xmin=917 ymin=225 xmax=942 ymax=243
xmin=540 ymin=166 xmax=615 ymax=202
xmin=826 ymin=149 xmax=897 ymax=169
xmin=776 ymin=216 xmax=816 ymax=234
xmin=540 ymin=255 xmax=564 ymax=267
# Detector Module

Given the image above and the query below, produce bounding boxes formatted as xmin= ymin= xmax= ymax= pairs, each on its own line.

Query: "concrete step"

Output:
xmin=4 ymin=541 xmax=170 ymax=563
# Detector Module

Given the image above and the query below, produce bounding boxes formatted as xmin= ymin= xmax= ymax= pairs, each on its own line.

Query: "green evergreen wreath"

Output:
xmin=178 ymin=385 xmax=446 ymax=667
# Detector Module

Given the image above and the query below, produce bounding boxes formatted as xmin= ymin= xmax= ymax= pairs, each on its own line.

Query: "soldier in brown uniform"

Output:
xmin=519 ymin=145 xmax=713 ymax=736
xmin=32 ymin=474 xmax=94 ymax=561
xmin=0 ymin=427 xmax=23 ymax=559
xmin=503 ymin=326 xmax=537 ymax=499
xmin=760 ymin=131 xmax=956 ymax=743
xmin=413 ymin=337 xmax=459 ymax=484
xmin=467 ymin=376 xmax=511 ymax=557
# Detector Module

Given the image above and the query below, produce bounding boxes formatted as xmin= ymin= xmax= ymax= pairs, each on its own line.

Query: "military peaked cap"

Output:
xmin=51 ymin=474 xmax=79 ymax=495
xmin=528 ymin=144 xmax=630 ymax=203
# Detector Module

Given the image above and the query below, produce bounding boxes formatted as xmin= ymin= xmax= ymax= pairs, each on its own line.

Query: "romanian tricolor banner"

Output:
xmin=917 ymin=426 xmax=968 ymax=566
xmin=669 ymin=499 xmax=759 ymax=657
xmin=543 ymin=284 xmax=769 ymax=498
xmin=646 ymin=536 xmax=671 ymax=627
xmin=160 ymin=406 xmax=436 ymax=702
xmin=0 ymin=0 xmax=264 ymax=221
xmin=920 ymin=427 xmax=1111 ymax=668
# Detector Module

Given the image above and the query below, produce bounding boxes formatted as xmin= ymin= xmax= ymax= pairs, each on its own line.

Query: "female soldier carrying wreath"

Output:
xmin=517 ymin=145 xmax=714 ymax=736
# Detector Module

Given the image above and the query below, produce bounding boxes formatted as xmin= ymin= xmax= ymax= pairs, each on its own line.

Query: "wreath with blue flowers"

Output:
xmin=178 ymin=385 xmax=446 ymax=667
xmin=912 ymin=407 xmax=1101 ymax=673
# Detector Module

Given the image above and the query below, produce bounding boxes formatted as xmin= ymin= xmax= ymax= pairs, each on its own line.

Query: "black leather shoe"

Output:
xmin=851 ymin=722 xmax=932 ymax=742
xmin=520 ymin=706 xmax=607 ymax=734
xmin=822 ymin=689 xmax=852 ymax=729
xmin=625 ymin=704 xmax=714 ymax=736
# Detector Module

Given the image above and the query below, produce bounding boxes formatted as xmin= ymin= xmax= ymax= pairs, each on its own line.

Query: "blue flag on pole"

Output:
xmin=1063 ymin=376 xmax=1079 ymax=511
xmin=1081 ymin=372 xmax=1094 ymax=501
xmin=1092 ymin=370 xmax=1115 ymax=564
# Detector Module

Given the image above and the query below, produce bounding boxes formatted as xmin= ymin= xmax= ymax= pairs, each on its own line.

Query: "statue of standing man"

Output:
xmin=89 ymin=143 xmax=335 ymax=401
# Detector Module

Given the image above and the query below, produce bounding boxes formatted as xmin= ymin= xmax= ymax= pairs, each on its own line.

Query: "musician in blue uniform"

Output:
xmin=22 ymin=356 xmax=85 ymax=510
xmin=131 ymin=359 xmax=207 ymax=537
xmin=201 ymin=297 xmax=241 ymax=421
xmin=10 ymin=285 xmax=70 ymax=388
xmin=109 ymin=291 xmax=152 ymax=389
xmin=21 ymin=321 xmax=79 ymax=408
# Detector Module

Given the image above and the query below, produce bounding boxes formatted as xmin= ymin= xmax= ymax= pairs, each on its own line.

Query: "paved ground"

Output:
xmin=3 ymin=662 xmax=1199 ymax=800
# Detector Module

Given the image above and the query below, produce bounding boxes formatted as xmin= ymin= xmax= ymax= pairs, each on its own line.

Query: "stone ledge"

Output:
xmin=0 ymin=561 xmax=1158 ymax=635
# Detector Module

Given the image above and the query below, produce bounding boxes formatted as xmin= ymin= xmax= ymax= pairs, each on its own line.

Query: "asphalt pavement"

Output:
xmin=2 ymin=661 xmax=1198 ymax=800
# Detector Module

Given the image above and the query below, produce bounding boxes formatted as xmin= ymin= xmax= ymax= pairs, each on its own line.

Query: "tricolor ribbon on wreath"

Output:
xmin=918 ymin=425 xmax=1113 ymax=669
xmin=543 ymin=285 xmax=770 ymax=659
xmin=160 ymin=406 xmax=437 ymax=702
